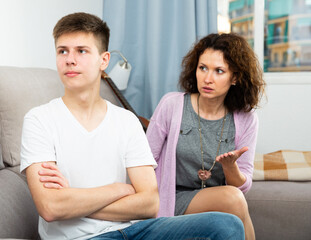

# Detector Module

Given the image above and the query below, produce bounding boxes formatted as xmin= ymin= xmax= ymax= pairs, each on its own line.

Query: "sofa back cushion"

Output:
xmin=0 ymin=66 xmax=120 ymax=167
xmin=0 ymin=146 xmax=3 ymax=169
xmin=0 ymin=67 xmax=64 ymax=167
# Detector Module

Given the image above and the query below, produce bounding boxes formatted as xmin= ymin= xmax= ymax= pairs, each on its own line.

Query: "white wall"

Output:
xmin=0 ymin=0 xmax=103 ymax=70
xmin=256 ymin=83 xmax=311 ymax=153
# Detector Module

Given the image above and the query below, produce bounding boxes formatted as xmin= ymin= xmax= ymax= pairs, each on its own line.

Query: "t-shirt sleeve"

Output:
xmin=124 ymin=113 xmax=157 ymax=169
xmin=20 ymin=109 xmax=56 ymax=174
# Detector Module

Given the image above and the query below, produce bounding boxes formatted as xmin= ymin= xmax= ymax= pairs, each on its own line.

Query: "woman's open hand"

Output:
xmin=38 ymin=162 xmax=69 ymax=189
xmin=216 ymin=146 xmax=248 ymax=168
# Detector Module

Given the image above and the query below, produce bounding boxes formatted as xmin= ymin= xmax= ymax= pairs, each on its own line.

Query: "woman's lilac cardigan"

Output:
xmin=146 ymin=92 xmax=258 ymax=217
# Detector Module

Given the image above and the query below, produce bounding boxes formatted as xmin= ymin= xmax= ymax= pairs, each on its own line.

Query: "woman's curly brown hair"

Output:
xmin=179 ymin=33 xmax=265 ymax=112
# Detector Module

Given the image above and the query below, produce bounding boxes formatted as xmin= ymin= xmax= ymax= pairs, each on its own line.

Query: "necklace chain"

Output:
xmin=197 ymin=94 xmax=227 ymax=189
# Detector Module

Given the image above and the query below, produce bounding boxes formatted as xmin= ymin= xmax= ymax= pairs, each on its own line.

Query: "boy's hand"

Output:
xmin=38 ymin=162 xmax=69 ymax=189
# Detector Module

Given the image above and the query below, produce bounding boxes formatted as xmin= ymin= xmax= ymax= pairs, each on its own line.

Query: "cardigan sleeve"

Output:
xmin=234 ymin=111 xmax=258 ymax=193
xmin=146 ymin=118 xmax=167 ymax=163
xmin=146 ymin=92 xmax=184 ymax=217
xmin=146 ymin=92 xmax=185 ymax=162
xmin=146 ymin=93 xmax=174 ymax=162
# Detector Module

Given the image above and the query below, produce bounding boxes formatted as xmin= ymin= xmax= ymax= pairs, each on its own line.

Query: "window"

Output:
xmin=217 ymin=0 xmax=311 ymax=83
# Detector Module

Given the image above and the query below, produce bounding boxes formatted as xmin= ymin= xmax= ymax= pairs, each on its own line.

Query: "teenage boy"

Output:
xmin=20 ymin=12 xmax=244 ymax=240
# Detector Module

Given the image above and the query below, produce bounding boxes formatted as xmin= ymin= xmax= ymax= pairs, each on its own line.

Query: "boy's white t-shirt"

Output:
xmin=20 ymin=98 xmax=157 ymax=240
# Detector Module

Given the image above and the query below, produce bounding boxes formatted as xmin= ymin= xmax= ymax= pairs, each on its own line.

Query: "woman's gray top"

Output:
xmin=175 ymin=93 xmax=235 ymax=215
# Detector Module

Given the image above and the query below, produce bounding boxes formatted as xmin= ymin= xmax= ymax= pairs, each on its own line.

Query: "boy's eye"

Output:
xmin=59 ymin=50 xmax=68 ymax=54
xmin=79 ymin=49 xmax=87 ymax=54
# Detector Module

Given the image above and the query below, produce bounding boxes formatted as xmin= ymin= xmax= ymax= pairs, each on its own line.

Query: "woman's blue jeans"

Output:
xmin=89 ymin=212 xmax=244 ymax=240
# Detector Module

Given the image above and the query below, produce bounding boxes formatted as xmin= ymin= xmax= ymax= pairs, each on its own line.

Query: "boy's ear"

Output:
xmin=100 ymin=51 xmax=110 ymax=71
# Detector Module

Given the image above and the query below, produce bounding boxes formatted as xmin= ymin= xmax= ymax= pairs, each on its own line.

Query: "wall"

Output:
xmin=256 ymin=83 xmax=311 ymax=153
xmin=0 ymin=0 xmax=103 ymax=70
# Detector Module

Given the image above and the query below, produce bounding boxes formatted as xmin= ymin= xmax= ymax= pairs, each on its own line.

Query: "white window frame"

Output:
xmin=254 ymin=0 xmax=311 ymax=84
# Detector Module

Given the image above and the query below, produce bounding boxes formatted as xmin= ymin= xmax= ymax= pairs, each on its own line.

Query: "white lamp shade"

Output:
xmin=108 ymin=60 xmax=132 ymax=90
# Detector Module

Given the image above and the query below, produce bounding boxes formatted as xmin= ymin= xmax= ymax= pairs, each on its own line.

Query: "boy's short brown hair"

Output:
xmin=53 ymin=12 xmax=110 ymax=53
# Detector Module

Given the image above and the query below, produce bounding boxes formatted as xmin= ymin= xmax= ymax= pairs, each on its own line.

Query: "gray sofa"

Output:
xmin=0 ymin=66 xmax=311 ymax=240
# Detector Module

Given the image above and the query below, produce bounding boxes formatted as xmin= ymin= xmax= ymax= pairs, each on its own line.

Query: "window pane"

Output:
xmin=218 ymin=0 xmax=311 ymax=73
xmin=265 ymin=0 xmax=311 ymax=72
xmin=217 ymin=0 xmax=255 ymax=48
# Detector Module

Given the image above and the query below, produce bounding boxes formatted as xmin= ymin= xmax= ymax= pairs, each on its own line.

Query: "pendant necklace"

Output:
xmin=197 ymin=93 xmax=227 ymax=189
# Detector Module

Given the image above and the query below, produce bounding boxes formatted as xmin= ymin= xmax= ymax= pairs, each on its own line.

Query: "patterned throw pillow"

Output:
xmin=253 ymin=150 xmax=311 ymax=181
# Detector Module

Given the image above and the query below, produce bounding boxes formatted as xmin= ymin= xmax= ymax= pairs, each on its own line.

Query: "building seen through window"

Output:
xmin=217 ymin=0 xmax=311 ymax=72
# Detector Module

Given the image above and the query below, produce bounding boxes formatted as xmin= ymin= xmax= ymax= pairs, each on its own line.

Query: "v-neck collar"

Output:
xmin=58 ymin=98 xmax=110 ymax=135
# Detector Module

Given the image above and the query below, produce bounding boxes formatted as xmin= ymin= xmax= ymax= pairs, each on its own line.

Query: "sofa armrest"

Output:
xmin=0 ymin=169 xmax=39 ymax=239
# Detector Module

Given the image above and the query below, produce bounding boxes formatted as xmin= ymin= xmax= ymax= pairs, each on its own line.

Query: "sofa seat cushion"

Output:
xmin=246 ymin=181 xmax=311 ymax=240
xmin=0 ymin=169 xmax=39 ymax=239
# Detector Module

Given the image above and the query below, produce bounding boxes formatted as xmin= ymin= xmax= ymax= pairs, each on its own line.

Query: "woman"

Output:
xmin=146 ymin=33 xmax=265 ymax=240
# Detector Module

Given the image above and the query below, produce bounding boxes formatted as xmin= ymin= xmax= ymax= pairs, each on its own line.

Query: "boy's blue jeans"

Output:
xmin=89 ymin=212 xmax=245 ymax=240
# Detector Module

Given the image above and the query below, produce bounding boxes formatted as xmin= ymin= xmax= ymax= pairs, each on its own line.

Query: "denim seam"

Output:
xmin=118 ymin=229 xmax=128 ymax=240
